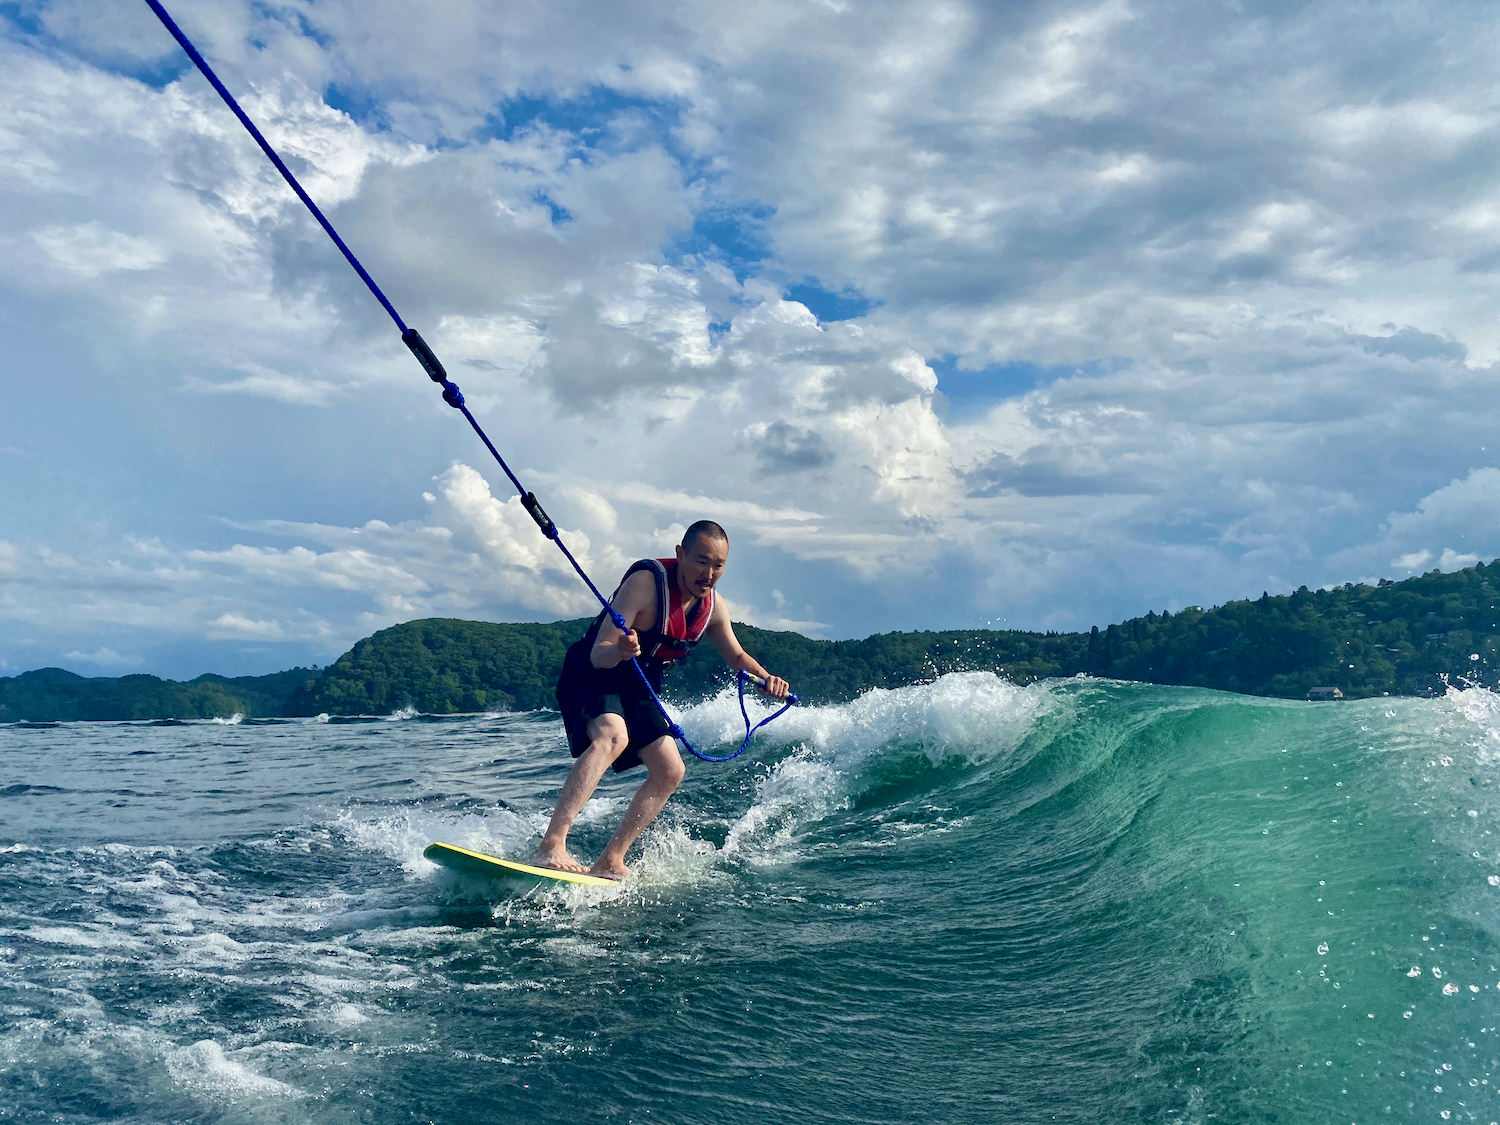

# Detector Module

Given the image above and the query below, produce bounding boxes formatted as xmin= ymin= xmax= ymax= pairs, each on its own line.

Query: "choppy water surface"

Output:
xmin=2 ymin=675 xmax=1498 ymax=1124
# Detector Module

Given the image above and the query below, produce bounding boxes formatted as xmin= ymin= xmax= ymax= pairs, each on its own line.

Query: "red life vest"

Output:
xmin=611 ymin=557 xmax=714 ymax=666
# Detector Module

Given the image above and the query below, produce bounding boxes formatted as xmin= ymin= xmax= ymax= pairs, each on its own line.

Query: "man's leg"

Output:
xmin=591 ymin=735 xmax=686 ymax=879
xmin=538 ymin=714 xmax=630 ymax=872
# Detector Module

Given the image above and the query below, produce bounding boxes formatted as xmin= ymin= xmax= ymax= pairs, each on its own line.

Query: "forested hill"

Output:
xmin=0 ymin=667 xmax=316 ymax=724
xmin=3 ymin=562 xmax=1498 ymax=721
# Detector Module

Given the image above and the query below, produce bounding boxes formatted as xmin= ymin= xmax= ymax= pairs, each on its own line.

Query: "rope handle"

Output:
xmin=662 ymin=670 xmax=798 ymax=763
xmin=739 ymin=671 xmax=800 ymax=707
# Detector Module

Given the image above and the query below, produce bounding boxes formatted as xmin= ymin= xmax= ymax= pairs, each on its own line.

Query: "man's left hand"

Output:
xmin=759 ymin=674 xmax=790 ymax=699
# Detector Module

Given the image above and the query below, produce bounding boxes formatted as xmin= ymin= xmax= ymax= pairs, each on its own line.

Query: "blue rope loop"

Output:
xmin=625 ymin=666 xmax=797 ymax=763
xmin=143 ymin=0 xmax=799 ymax=762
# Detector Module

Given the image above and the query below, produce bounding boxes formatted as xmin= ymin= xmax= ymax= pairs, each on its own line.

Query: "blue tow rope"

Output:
xmin=143 ymin=0 xmax=797 ymax=761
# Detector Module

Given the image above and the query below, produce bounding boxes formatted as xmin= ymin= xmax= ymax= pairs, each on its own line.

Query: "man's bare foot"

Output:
xmin=589 ymin=857 xmax=630 ymax=880
xmin=536 ymin=840 xmax=586 ymax=874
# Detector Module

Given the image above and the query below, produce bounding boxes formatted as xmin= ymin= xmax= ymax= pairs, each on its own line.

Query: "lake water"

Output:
xmin=2 ymin=673 xmax=1498 ymax=1123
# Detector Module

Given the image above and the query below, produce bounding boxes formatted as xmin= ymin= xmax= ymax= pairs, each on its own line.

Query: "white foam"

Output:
xmin=635 ymin=672 xmax=1052 ymax=883
xmin=335 ymin=805 xmax=542 ymax=876
xmin=1445 ymin=683 xmax=1500 ymax=765
xmin=336 ymin=673 xmax=1051 ymax=906
xmin=211 ymin=713 xmax=244 ymax=726
xmin=727 ymin=752 xmax=843 ymax=866
xmin=325 ymin=1002 xmax=367 ymax=1026
xmin=175 ymin=931 xmax=253 ymax=968
xmin=16 ymin=925 xmax=151 ymax=952
xmin=164 ymin=1039 xmax=304 ymax=1100
xmin=542 ymin=934 xmax=611 ymax=959
xmin=680 ymin=669 xmax=1049 ymax=774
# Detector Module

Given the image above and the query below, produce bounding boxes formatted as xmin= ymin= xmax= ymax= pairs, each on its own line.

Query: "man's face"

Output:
xmin=675 ymin=533 xmax=728 ymax=599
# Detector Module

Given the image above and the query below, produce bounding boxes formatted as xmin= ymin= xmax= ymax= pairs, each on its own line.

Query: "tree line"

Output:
xmin=3 ymin=561 xmax=1496 ymax=722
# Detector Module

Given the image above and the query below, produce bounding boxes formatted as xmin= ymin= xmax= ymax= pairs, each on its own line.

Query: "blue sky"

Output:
xmin=4 ymin=0 xmax=1500 ymax=680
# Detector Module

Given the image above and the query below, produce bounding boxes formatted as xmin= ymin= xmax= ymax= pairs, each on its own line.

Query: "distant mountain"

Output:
xmin=0 ymin=666 xmax=318 ymax=723
xmin=4 ymin=562 xmax=1496 ymax=722
xmin=286 ymin=618 xmax=584 ymax=716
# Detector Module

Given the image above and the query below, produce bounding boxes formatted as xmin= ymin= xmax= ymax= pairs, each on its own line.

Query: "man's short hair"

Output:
xmin=682 ymin=520 xmax=728 ymax=549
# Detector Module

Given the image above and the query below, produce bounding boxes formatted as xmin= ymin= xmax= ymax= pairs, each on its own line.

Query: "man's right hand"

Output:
xmin=616 ymin=628 xmax=642 ymax=661
xmin=592 ymin=627 xmax=642 ymax=669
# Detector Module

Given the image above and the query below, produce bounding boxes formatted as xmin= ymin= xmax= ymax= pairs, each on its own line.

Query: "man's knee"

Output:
xmin=645 ymin=739 xmax=686 ymax=788
xmin=585 ymin=718 xmax=630 ymax=762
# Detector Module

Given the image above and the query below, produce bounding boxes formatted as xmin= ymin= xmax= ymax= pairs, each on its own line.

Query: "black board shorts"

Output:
xmin=555 ymin=640 xmax=674 ymax=773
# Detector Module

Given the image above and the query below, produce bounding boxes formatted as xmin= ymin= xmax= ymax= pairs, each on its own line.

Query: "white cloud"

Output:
xmin=1333 ymin=468 xmax=1500 ymax=577
xmin=206 ymin=613 xmax=287 ymax=641
xmin=7 ymin=0 xmax=1500 ymax=677
xmin=61 ymin=646 xmax=142 ymax=669
xmin=31 ymin=220 xmax=167 ymax=277
xmin=182 ymin=364 xmax=343 ymax=404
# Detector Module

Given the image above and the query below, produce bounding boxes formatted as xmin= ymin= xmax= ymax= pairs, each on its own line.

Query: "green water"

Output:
xmin=1 ymin=674 xmax=1496 ymax=1123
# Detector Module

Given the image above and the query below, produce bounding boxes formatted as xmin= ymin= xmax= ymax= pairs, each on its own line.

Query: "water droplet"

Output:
xmin=1409 ymin=966 xmax=1423 ymax=977
xmin=1434 ymin=967 xmax=1444 ymax=978
xmin=1443 ymin=983 xmax=1460 ymax=996
xmin=1488 ymin=875 xmax=1499 ymax=887
xmin=1317 ymin=942 xmax=1330 ymax=956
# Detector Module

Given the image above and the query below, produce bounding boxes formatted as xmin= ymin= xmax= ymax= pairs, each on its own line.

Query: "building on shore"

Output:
xmin=1307 ymin=686 xmax=1344 ymax=701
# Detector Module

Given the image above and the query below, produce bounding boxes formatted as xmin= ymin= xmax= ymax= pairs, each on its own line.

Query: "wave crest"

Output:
xmin=681 ymin=670 xmax=1050 ymax=771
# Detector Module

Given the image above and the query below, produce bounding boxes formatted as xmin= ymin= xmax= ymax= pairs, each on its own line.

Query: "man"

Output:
xmin=539 ymin=520 xmax=790 ymax=878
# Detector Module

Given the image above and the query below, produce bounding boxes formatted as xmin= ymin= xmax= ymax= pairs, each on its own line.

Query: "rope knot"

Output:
xmin=441 ymin=380 xmax=465 ymax=408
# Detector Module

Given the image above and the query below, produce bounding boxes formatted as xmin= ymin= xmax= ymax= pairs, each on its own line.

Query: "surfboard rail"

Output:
xmin=423 ymin=841 xmax=621 ymax=887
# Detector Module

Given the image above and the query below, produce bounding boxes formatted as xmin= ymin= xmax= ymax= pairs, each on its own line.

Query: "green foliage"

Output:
xmin=0 ymin=666 xmax=320 ymax=723
xmin=5 ymin=562 xmax=1499 ymax=721
xmin=283 ymin=561 xmax=1500 ymax=712
xmin=285 ymin=618 xmax=587 ymax=715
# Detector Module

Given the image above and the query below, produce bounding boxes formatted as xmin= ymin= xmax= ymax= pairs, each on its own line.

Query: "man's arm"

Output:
xmin=702 ymin=595 xmax=790 ymax=699
xmin=590 ymin=571 xmax=658 ymax=669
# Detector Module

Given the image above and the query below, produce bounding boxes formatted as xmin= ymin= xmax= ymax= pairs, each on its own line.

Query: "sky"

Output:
xmin=3 ymin=0 xmax=1500 ymax=680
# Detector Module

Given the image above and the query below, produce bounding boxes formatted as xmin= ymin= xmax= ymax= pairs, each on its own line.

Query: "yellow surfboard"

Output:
xmin=423 ymin=841 xmax=621 ymax=887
